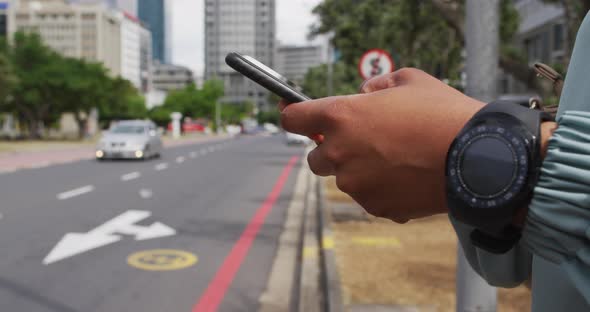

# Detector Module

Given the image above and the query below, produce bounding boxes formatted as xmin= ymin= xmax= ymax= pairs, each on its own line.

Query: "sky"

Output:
xmin=170 ymin=0 xmax=323 ymax=77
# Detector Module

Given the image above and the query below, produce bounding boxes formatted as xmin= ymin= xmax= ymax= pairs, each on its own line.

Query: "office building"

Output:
xmin=8 ymin=0 xmax=123 ymax=75
xmin=138 ymin=0 xmax=167 ymax=63
xmin=139 ymin=23 xmax=152 ymax=93
xmin=152 ymin=62 xmax=193 ymax=92
xmin=9 ymin=0 xmax=151 ymax=91
xmin=0 ymin=2 xmax=7 ymax=37
xmin=205 ymin=0 xmax=276 ymax=111
xmin=68 ymin=0 xmax=136 ymax=15
xmin=275 ymin=45 xmax=324 ymax=85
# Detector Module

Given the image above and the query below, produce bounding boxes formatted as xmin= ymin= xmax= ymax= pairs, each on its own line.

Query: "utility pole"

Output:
xmin=457 ymin=1 xmax=500 ymax=311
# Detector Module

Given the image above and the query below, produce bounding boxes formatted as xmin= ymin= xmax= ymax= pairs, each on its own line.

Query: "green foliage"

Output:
xmin=222 ymin=101 xmax=254 ymax=125
xmin=256 ymin=108 xmax=280 ymax=125
xmin=155 ymin=79 xmax=225 ymax=128
xmin=0 ymin=31 xmax=147 ymax=139
xmin=310 ymin=0 xmax=464 ymax=80
xmin=302 ymin=63 xmax=359 ymax=98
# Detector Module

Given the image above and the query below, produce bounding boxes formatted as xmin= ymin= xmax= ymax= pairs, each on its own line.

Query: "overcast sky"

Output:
xmin=170 ymin=0 xmax=323 ymax=77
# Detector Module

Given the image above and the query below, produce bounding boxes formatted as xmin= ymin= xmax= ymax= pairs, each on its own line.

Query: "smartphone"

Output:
xmin=225 ymin=52 xmax=311 ymax=104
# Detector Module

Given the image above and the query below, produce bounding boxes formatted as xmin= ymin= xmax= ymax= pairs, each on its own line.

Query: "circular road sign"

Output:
xmin=358 ymin=49 xmax=395 ymax=80
xmin=127 ymin=249 xmax=198 ymax=271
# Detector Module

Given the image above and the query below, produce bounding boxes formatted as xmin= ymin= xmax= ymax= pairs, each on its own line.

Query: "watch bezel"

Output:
xmin=446 ymin=113 xmax=537 ymax=232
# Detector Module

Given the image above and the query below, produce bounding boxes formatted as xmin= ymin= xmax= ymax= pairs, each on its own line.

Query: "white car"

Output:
xmin=285 ymin=132 xmax=312 ymax=145
xmin=96 ymin=120 xmax=162 ymax=160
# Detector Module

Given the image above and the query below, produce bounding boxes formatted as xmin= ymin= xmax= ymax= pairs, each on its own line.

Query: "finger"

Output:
xmin=278 ymin=99 xmax=289 ymax=112
xmin=358 ymin=68 xmax=412 ymax=94
xmin=307 ymin=146 xmax=336 ymax=176
xmin=281 ymin=95 xmax=347 ymax=137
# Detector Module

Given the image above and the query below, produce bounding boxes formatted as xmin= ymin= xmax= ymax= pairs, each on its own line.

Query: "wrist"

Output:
xmin=512 ymin=121 xmax=557 ymax=227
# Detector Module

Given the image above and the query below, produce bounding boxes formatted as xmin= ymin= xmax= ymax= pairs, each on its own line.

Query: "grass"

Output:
xmin=324 ymin=177 xmax=531 ymax=312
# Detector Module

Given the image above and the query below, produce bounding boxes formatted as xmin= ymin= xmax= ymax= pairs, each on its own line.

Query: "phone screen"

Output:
xmin=241 ymin=55 xmax=301 ymax=90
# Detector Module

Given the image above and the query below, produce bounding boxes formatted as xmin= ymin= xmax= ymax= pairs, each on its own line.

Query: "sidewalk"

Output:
xmin=0 ymin=134 xmax=229 ymax=173
xmin=322 ymin=177 xmax=532 ymax=312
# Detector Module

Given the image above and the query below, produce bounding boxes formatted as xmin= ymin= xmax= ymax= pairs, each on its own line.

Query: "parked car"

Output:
xmin=96 ymin=120 xmax=162 ymax=160
xmin=285 ymin=132 xmax=312 ymax=145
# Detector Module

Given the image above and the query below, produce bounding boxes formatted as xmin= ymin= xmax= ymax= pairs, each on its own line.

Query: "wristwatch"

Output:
xmin=446 ymin=101 xmax=553 ymax=253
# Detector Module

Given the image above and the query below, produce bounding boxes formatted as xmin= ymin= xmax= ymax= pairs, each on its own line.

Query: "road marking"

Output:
xmin=121 ymin=171 xmax=141 ymax=181
xmin=189 ymin=152 xmax=198 ymax=158
xmin=192 ymin=156 xmax=299 ymax=312
xmin=139 ymin=189 xmax=153 ymax=199
xmin=57 ymin=185 xmax=94 ymax=200
xmin=351 ymin=236 xmax=401 ymax=247
xmin=176 ymin=156 xmax=185 ymax=163
xmin=43 ymin=210 xmax=176 ymax=265
xmin=127 ymin=249 xmax=198 ymax=271
xmin=323 ymin=236 xmax=335 ymax=250
xmin=303 ymin=246 xmax=318 ymax=259
xmin=155 ymin=163 xmax=169 ymax=171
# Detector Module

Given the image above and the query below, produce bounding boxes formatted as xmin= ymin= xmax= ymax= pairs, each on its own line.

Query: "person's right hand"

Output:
xmin=279 ymin=68 xmax=485 ymax=223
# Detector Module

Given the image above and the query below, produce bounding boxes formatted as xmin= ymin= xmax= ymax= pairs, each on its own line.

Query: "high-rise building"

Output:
xmin=8 ymin=0 xmax=151 ymax=91
xmin=68 ymin=0 xmax=135 ymax=15
xmin=0 ymin=2 xmax=8 ymax=37
xmin=8 ymin=0 xmax=122 ymax=74
xmin=138 ymin=0 xmax=166 ymax=63
xmin=275 ymin=45 xmax=324 ymax=85
xmin=205 ymin=0 xmax=276 ymax=111
xmin=152 ymin=63 xmax=193 ymax=92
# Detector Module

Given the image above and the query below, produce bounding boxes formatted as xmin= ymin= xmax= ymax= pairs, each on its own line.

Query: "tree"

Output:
xmin=99 ymin=77 xmax=147 ymax=126
xmin=159 ymin=79 xmax=225 ymax=122
xmin=5 ymin=32 xmax=66 ymax=138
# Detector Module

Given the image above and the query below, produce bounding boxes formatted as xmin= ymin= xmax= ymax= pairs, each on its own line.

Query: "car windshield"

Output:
xmin=111 ymin=125 xmax=145 ymax=134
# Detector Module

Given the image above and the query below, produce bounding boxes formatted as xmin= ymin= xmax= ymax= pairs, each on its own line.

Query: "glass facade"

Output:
xmin=138 ymin=0 xmax=165 ymax=63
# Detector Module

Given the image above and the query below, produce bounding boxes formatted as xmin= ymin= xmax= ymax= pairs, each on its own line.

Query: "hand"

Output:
xmin=280 ymin=68 xmax=485 ymax=223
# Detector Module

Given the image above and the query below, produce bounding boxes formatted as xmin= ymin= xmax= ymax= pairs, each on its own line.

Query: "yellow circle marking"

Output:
xmin=127 ymin=249 xmax=198 ymax=271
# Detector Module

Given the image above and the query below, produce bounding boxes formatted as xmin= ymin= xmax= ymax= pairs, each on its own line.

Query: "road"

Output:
xmin=0 ymin=135 xmax=305 ymax=312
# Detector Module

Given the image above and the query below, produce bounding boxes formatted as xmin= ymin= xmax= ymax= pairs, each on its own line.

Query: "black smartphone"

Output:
xmin=225 ymin=52 xmax=311 ymax=104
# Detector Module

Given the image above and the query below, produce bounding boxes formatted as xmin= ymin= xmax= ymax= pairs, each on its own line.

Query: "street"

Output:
xmin=0 ymin=135 xmax=305 ymax=312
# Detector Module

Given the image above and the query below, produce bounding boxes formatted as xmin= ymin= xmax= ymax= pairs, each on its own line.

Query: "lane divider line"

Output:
xmin=155 ymin=163 xmax=169 ymax=171
xmin=176 ymin=156 xmax=185 ymax=163
xmin=121 ymin=171 xmax=141 ymax=181
xmin=139 ymin=189 xmax=153 ymax=199
xmin=192 ymin=156 xmax=299 ymax=312
xmin=190 ymin=152 xmax=198 ymax=158
xmin=57 ymin=185 xmax=94 ymax=200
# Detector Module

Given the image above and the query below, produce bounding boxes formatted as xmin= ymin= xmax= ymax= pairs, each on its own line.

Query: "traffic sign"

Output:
xmin=358 ymin=49 xmax=395 ymax=80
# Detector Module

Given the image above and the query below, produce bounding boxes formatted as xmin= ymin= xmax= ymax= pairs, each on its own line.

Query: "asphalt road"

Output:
xmin=0 ymin=135 xmax=305 ymax=312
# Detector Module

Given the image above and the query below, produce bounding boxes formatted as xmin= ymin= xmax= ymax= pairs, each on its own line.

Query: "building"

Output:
xmin=0 ymin=2 xmax=8 ymax=37
xmin=501 ymin=0 xmax=566 ymax=93
xmin=139 ymin=22 xmax=152 ymax=93
xmin=68 ymin=0 xmax=136 ymax=15
xmin=120 ymin=11 xmax=142 ymax=89
xmin=152 ymin=62 xmax=193 ymax=92
xmin=275 ymin=45 xmax=324 ymax=85
xmin=8 ymin=0 xmax=151 ymax=91
xmin=205 ymin=0 xmax=276 ymax=111
xmin=8 ymin=0 xmax=123 ymax=76
xmin=138 ymin=0 xmax=166 ymax=63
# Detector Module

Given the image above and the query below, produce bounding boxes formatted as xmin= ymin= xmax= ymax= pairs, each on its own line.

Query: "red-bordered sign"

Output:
xmin=358 ymin=49 xmax=395 ymax=80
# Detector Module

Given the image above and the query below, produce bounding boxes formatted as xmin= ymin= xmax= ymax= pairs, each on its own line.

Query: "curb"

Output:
xmin=317 ymin=177 xmax=345 ymax=312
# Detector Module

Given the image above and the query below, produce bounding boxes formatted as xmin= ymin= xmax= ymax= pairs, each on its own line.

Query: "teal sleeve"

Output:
xmin=522 ymin=11 xmax=590 ymax=305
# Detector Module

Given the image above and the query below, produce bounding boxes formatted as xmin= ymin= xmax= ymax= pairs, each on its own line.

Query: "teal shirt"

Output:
xmin=451 ymin=13 xmax=590 ymax=311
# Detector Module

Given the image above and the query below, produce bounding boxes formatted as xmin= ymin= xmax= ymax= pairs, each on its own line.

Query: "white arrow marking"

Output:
xmin=139 ymin=189 xmax=153 ymax=199
xmin=43 ymin=210 xmax=176 ymax=265
xmin=121 ymin=171 xmax=141 ymax=181
xmin=57 ymin=185 xmax=94 ymax=200
xmin=155 ymin=163 xmax=168 ymax=171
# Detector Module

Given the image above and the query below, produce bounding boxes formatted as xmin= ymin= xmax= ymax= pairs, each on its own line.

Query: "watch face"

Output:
xmin=460 ymin=136 xmax=516 ymax=197
xmin=447 ymin=122 xmax=530 ymax=209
